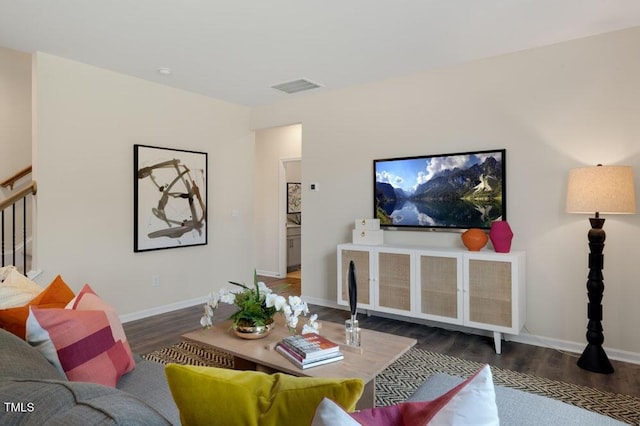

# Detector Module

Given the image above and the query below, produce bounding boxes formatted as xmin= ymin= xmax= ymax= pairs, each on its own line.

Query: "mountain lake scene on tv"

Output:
xmin=375 ymin=152 xmax=503 ymax=229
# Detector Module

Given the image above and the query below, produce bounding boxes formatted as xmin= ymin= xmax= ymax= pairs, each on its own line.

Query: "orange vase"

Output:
xmin=461 ymin=228 xmax=489 ymax=251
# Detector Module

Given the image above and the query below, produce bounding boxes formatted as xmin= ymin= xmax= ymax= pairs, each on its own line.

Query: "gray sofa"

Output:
xmin=3 ymin=322 xmax=626 ymax=426
xmin=0 ymin=328 xmax=180 ymax=425
xmin=408 ymin=372 xmax=627 ymax=425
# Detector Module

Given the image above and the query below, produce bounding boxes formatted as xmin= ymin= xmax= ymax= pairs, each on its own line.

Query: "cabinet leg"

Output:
xmin=493 ymin=331 xmax=502 ymax=354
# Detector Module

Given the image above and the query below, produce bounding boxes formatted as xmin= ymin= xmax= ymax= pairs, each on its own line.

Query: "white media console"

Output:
xmin=337 ymin=243 xmax=526 ymax=354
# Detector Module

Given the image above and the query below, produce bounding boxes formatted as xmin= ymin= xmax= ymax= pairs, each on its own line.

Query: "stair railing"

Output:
xmin=1 ymin=166 xmax=32 ymax=190
xmin=1 ymin=166 xmax=36 ymax=275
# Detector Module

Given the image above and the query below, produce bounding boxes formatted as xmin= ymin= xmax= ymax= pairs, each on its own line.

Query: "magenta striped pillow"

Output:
xmin=25 ymin=285 xmax=135 ymax=387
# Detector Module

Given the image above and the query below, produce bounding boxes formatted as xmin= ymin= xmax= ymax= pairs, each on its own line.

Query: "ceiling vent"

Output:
xmin=271 ymin=78 xmax=322 ymax=94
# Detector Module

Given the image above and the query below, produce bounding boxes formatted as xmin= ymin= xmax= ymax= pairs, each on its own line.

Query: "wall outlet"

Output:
xmin=151 ymin=275 xmax=160 ymax=287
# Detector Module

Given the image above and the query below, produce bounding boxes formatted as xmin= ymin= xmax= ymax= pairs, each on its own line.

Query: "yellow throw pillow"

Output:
xmin=165 ymin=364 xmax=364 ymax=426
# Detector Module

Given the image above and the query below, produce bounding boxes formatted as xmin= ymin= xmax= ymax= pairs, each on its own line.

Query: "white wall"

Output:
xmin=251 ymin=27 xmax=640 ymax=359
xmin=0 ymin=46 xmax=31 ymax=198
xmin=254 ymin=124 xmax=301 ymax=276
xmin=32 ymin=53 xmax=254 ymax=318
xmin=285 ymin=161 xmax=301 ymax=183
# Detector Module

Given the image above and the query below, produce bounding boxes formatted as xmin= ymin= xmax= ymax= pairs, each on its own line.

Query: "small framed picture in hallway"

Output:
xmin=287 ymin=182 xmax=301 ymax=214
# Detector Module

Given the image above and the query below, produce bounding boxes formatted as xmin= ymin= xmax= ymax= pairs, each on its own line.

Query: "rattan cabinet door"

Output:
xmin=337 ymin=246 xmax=372 ymax=308
xmin=376 ymin=250 xmax=412 ymax=313
xmin=466 ymin=259 xmax=513 ymax=328
xmin=463 ymin=251 xmax=526 ymax=353
xmin=416 ymin=252 xmax=463 ymax=325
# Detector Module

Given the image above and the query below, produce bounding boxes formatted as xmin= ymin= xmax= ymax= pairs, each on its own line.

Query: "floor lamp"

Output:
xmin=566 ymin=164 xmax=636 ymax=374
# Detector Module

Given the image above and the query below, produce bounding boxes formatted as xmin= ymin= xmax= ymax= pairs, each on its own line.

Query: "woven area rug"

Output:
xmin=144 ymin=341 xmax=639 ymax=425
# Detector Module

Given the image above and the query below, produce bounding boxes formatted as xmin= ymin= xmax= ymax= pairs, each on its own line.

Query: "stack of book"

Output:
xmin=275 ymin=334 xmax=344 ymax=369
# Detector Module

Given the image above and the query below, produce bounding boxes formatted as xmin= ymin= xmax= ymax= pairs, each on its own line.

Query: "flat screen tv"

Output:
xmin=374 ymin=149 xmax=505 ymax=231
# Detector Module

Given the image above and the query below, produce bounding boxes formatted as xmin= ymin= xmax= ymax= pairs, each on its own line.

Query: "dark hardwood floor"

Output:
xmin=123 ymin=274 xmax=640 ymax=398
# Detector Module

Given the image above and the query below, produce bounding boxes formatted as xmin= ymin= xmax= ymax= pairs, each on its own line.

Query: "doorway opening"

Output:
xmin=282 ymin=158 xmax=301 ymax=278
xmin=253 ymin=124 xmax=301 ymax=280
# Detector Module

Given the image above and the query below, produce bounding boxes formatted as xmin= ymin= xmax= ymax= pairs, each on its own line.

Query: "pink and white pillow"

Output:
xmin=25 ymin=284 xmax=135 ymax=387
xmin=312 ymin=364 xmax=499 ymax=426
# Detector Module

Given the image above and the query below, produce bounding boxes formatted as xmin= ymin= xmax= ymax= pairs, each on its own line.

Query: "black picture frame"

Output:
xmin=134 ymin=144 xmax=208 ymax=252
xmin=287 ymin=182 xmax=302 ymax=214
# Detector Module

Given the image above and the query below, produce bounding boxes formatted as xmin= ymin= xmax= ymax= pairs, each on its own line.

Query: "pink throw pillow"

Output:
xmin=312 ymin=364 xmax=498 ymax=426
xmin=25 ymin=284 xmax=135 ymax=387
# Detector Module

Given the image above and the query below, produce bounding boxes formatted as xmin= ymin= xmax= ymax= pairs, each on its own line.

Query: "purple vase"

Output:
xmin=489 ymin=221 xmax=513 ymax=253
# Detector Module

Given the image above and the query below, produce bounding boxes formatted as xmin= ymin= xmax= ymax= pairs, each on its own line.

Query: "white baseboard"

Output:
xmin=255 ymin=269 xmax=284 ymax=278
xmin=303 ymin=296 xmax=342 ymax=310
xmin=120 ymin=295 xmax=207 ymax=323
xmin=27 ymin=269 xmax=43 ymax=280
xmin=512 ymin=329 xmax=640 ymax=365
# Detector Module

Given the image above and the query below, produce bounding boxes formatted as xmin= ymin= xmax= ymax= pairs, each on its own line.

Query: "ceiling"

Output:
xmin=1 ymin=1 xmax=640 ymax=106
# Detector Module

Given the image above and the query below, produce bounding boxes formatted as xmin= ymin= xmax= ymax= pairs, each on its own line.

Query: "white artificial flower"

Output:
xmin=272 ymin=295 xmax=287 ymax=311
xmin=257 ymin=281 xmax=272 ymax=294
xmin=282 ymin=304 xmax=292 ymax=316
xmin=265 ymin=293 xmax=278 ymax=308
xmin=301 ymin=313 xmax=320 ymax=334
xmin=288 ymin=296 xmax=310 ymax=317
xmin=302 ymin=324 xmax=319 ymax=334
xmin=207 ymin=291 xmax=220 ymax=309
xmin=200 ymin=299 xmax=216 ymax=329
xmin=288 ymin=299 xmax=302 ymax=315
xmin=288 ymin=295 xmax=303 ymax=308
xmin=300 ymin=302 xmax=310 ymax=316
xmin=200 ymin=315 xmax=213 ymax=328
xmin=287 ymin=315 xmax=299 ymax=329
xmin=204 ymin=303 xmax=215 ymax=317
xmin=219 ymin=288 xmax=236 ymax=304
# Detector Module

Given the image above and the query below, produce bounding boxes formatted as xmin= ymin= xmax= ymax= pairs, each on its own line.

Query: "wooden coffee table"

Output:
xmin=182 ymin=319 xmax=416 ymax=409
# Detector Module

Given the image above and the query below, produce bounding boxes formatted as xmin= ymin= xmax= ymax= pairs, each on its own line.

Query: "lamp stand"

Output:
xmin=577 ymin=216 xmax=614 ymax=374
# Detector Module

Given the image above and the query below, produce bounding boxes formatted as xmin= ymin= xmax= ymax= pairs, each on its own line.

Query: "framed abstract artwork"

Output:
xmin=287 ymin=182 xmax=302 ymax=214
xmin=134 ymin=144 xmax=207 ymax=252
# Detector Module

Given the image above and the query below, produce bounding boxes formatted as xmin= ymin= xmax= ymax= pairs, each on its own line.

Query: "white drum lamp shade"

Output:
xmin=566 ymin=165 xmax=636 ymax=215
